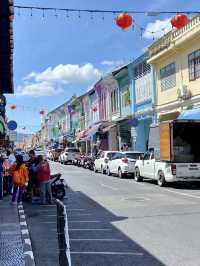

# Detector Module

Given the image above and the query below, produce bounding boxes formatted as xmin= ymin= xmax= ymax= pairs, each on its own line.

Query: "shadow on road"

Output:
xmin=65 ymin=186 xmax=165 ymax=266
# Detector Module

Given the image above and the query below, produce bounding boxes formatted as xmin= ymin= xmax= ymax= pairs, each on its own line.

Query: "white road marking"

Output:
xmin=100 ymin=183 xmax=118 ymax=191
xmin=69 ymin=221 xmax=101 ymax=223
xmin=68 ymin=214 xmax=92 ymax=216
xmin=163 ymin=188 xmax=200 ymax=200
xmin=68 ymin=229 xmax=112 ymax=231
xmin=70 ymin=251 xmax=143 ymax=256
xmin=70 ymin=239 xmax=123 ymax=242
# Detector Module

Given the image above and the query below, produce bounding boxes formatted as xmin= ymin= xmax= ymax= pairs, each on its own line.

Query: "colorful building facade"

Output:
xmin=148 ymin=13 xmax=200 ymax=122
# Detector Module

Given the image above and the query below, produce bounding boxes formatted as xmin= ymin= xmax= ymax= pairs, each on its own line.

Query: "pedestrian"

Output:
xmin=37 ymin=155 xmax=52 ymax=205
xmin=8 ymin=150 xmax=16 ymax=165
xmin=27 ymin=150 xmax=39 ymax=202
xmin=3 ymin=152 xmax=12 ymax=195
xmin=0 ymin=157 xmax=4 ymax=200
xmin=11 ymin=155 xmax=29 ymax=204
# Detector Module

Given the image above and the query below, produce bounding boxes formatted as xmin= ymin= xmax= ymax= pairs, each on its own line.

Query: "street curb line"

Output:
xmin=18 ymin=204 xmax=36 ymax=266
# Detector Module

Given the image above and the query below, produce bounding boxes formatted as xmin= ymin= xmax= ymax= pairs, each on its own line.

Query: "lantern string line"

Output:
xmin=14 ymin=5 xmax=199 ymax=15
xmin=13 ymin=5 xmax=193 ymax=39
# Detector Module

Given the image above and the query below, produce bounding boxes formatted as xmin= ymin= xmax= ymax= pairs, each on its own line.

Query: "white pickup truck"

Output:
xmin=134 ymin=120 xmax=200 ymax=186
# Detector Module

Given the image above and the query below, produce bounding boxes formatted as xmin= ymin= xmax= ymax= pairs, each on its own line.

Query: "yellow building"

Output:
xmin=148 ymin=14 xmax=200 ymax=121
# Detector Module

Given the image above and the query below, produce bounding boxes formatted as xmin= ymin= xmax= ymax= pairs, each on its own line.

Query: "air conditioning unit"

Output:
xmin=177 ymin=86 xmax=191 ymax=100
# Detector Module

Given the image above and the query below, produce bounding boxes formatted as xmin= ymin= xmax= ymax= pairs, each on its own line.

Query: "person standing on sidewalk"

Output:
xmin=11 ymin=155 xmax=29 ymax=204
xmin=8 ymin=150 xmax=16 ymax=165
xmin=27 ymin=150 xmax=39 ymax=202
xmin=37 ymin=155 xmax=52 ymax=205
xmin=3 ymin=152 xmax=12 ymax=195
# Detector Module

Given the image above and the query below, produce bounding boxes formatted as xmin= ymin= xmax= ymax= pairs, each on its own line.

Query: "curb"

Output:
xmin=18 ymin=204 xmax=36 ymax=266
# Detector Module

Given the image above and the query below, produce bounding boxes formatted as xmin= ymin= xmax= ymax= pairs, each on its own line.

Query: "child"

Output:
xmin=11 ymin=155 xmax=29 ymax=204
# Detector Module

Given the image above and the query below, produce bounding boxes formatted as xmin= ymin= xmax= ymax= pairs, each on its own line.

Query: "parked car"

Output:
xmin=94 ymin=151 xmax=120 ymax=174
xmin=59 ymin=147 xmax=80 ymax=164
xmin=51 ymin=148 xmax=63 ymax=161
xmin=106 ymin=151 xmax=144 ymax=178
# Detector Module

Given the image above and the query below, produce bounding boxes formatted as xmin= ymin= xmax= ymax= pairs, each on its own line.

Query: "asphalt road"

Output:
xmin=37 ymin=161 xmax=200 ymax=266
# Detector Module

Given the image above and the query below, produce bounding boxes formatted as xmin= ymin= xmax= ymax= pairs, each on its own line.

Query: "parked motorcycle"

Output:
xmin=50 ymin=173 xmax=66 ymax=200
xmin=84 ymin=155 xmax=95 ymax=170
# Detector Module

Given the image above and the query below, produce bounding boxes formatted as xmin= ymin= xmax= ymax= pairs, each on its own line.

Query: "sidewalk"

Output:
xmin=0 ymin=197 xmax=25 ymax=266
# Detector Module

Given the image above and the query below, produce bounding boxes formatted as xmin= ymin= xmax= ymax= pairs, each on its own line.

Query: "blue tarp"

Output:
xmin=178 ymin=108 xmax=200 ymax=120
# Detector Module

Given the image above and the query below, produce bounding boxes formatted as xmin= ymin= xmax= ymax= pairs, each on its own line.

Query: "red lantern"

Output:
xmin=39 ymin=110 xmax=45 ymax=116
xmin=71 ymin=111 xmax=76 ymax=117
xmin=92 ymin=106 xmax=97 ymax=112
xmin=115 ymin=13 xmax=133 ymax=30
xmin=10 ymin=104 xmax=16 ymax=110
xmin=171 ymin=13 xmax=189 ymax=29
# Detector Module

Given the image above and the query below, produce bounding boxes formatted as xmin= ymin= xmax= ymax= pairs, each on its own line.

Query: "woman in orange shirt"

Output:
xmin=11 ymin=155 xmax=29 ymax=204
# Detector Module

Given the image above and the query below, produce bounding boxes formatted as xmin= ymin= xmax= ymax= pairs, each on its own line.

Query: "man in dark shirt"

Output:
xmin=27 ymin=150 xmax=39 ymax=202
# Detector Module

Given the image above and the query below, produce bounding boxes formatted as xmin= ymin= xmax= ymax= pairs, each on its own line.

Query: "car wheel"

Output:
xmin=135 ymin=168 xmax=143 ymax=182
xmin=118 ymin=168 xmax=124 ymax=179
xmin=107 ymin=167 xmax=111 ymax=176
xmin=157 ymin=171 xmax=166 ymax=187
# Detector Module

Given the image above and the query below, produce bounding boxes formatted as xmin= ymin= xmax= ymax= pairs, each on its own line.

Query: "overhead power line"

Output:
xmin=13 ymin=5 xmax=198 ymax=15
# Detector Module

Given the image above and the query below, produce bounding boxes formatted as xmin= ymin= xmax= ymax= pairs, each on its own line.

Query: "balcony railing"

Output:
xmin=149 ymin=13 xmax=200 ymax=58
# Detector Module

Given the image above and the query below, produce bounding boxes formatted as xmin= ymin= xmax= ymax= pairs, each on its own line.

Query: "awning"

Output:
xmin=178 ymin=108 xmax=200 ymax=120
xmin=102 ymin=124 xmax=116 ymax=133
xmin=159 ymin=111 xmax=180 ymax=122
xmin=86 ymin=124 xmax=100 ymax=137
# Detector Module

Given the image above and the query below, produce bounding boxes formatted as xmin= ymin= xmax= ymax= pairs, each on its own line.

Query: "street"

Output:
xmin=46 ymin=161 xmax=200 ymax=266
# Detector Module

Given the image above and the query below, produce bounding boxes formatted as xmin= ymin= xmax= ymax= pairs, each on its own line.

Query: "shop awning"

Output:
xmin=86 ymin=124 xmax=100 ymax=137
xmin=102 ymin=124 xmax=116 ymax=133
xmin=177 ymin=108 xmax=200 ymax=120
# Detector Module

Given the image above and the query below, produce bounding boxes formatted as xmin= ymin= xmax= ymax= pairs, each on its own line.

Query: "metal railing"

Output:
xmin=56 ymin=199 xmax=71 ymax=266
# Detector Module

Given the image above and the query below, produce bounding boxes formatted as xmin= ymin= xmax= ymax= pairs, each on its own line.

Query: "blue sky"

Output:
xmin=6 ymin=0 xmax=200 ymax=133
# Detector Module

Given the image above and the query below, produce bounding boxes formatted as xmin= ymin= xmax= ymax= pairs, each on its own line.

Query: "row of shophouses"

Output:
xmin=33 ymin=14 xmax=200 ymax=153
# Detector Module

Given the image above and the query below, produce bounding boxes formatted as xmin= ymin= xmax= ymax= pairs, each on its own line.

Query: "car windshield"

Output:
xmin=124 ymin=153 xmax=143 ymax=159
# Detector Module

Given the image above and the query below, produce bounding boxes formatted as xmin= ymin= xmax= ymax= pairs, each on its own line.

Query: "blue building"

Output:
xmin=131 ymin=52 xmax=156 ymax=152
xmin=112 ymin=65 xmax=132 ymax=149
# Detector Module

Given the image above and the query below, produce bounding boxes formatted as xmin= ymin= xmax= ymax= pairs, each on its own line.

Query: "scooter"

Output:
xmin=50 ymin=173 xmax=66 ymax=200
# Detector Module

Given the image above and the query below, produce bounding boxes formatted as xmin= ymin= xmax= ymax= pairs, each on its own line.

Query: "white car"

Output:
xmin=59 ymin=147 xmax=80 ymax=164
xmin=106 ymin=151 xmax=144 ymax=178
xmin=94 ymin=151 xmax=120 ymax=174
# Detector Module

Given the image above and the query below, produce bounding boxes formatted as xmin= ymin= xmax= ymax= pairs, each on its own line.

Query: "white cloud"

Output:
xmin=17 ymin=63 xmax=102 ymax=97
xmin=17 ymin=82 xmax=64 ymax=97
xmin=143 ymin=18 xmax=172 ymax=39
xmin=34 ymin=63 xmax=101 ymax=84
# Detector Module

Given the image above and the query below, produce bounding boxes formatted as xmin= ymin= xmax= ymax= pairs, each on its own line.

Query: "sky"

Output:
xmin=5 ymin=0 xmax=200 ymax=134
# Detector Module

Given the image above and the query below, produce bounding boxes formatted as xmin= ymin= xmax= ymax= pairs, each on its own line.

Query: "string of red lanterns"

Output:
xmin=14 ymin=5 xmax=192 ymax=34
